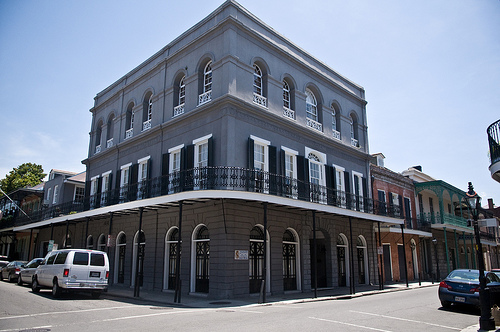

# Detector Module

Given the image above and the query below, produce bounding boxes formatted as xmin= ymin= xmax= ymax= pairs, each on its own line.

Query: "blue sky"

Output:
xmin=0 ymin=0 xmax=499 ymax=204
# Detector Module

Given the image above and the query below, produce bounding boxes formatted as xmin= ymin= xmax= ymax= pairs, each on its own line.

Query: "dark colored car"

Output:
xmin=17 ymin=258 xmax=43 ymax=286
xmin=438 ymin=269 xmax=500 ymax=308
xmin=0 ymin=261 xmax=27 ymax=282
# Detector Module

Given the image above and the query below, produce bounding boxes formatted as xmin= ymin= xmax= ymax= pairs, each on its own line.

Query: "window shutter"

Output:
xmin=280 ymin=149 xmax=285 ymax=176
xmin=388 ymin=192 xmax=394 ymax=217
xmin=162 ymin=153 xmax=169 ymax=195
xmin=208 ymin=137 xmax=214 ymax=167
xmin=325 ymin=165 xmax=335 ymax=206
xmin=398 ymin=195 xmax=404 ymax=219
xmin=296 ymin=155 xmax=308 ymax=201
xmin=115 ymin=169 xmax=121 ymax=189
xmin=84 ymin=180 xmax=91 ymax=210
xmin=185 ymin=145 xmax=195 ymax=190
xmin=344 ymin=171 xmax=350 ymax=209
xmin=248 ymin=137 xmax=254 ymax=169
xmin=96 ymin=176 xmax=103 ymax=208
xmin=130 ymin=163 xmax=138 ymax=201
xmin=362 ymin=177 xmax=368 ymax=212
xmin=269 ymin=145 xmax=277 ymax=194
xmin=331 ymin=166 xmax=338 ymax=206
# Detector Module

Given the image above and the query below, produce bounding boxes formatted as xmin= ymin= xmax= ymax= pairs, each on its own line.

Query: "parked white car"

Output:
xmin=32 ymin=249 xmax=109 ymax=298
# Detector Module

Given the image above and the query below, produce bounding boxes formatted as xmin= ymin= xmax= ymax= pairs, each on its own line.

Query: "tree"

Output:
xmin=0 ymin=163 xmax=46 ymax=194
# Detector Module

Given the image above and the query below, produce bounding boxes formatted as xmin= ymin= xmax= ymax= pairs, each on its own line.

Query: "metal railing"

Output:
xmin=12 ymin=166 xmax=407 ymax=226
xmin=488 ymin=119 xmax=500 ymax=165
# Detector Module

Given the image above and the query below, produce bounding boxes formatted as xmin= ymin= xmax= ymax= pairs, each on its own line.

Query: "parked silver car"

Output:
xmin=0 ymin=261 xmax=27 ymax=282
xmin=17 ymin=258 xmax=44 ymax=286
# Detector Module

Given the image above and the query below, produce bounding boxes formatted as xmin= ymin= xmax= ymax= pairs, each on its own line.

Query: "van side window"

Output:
xmin=90 ymin=253 xmax=105 ymax=266
xmin=46 ymin=253 xmax=57 ymax=265
xmin=54 ymin=252 xmax=69 ymax=264
xmin=73 ymin=252 xmax=89 ymax=265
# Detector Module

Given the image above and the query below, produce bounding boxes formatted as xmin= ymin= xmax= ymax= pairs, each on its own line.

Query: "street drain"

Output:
xmin=20 ymin=329 xmax=51 ymax=332
xmin=150 ymin=306 xmax=174 ymax=310
xmin=216 ymin=309 xmax=235 ymax=312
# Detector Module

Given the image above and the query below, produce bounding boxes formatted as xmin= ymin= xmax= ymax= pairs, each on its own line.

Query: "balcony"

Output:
xmin=12 ymin=166 xmax=402 ymax=227
xmin=351 ymin=138 xmax=359 ymax=148
xmin=253 ymin=93 xmax=267 ymax=107
xmin=332 ymin=130 xmax=340 ymax=140
xmin=95 ymin=145 xmax=101 ymax=154
xmin=198 ymin=91 xmax=212 ymax=106
xmin=143 ymin=119 xmax=152 ymax=131
xmin=173 ymin=104 xmax=185 ymax=117
xmin=106 ymin=138 xmax=113 ymax=148
xmin=306 ymin=118 xmax=322 ymax=132
xmin=417 ymin=212 xmax=469 ymax=229
xmin=125 ymin=128 xmax=133 ymax=139
xmin=488 ymin=119 xmax=500 ymax=183
xmin=282 ymin=107 xmax=295 ymax=120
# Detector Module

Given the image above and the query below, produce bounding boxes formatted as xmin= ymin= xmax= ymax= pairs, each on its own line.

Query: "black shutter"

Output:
xmin=146 ymin=159 xmax=152 ymax=198
xmin=185 ymin=145 xmax=194 ymax=191
xmin=280 ymin=149 xmax=286 ymax=196
xmin=115 ymin=169 xmax=121 ymax=189
xmin=162 ymin=153 xmax=169 ymax=195
xmin=398 ymin=195 xmax=404 ymax=219
xmin=96 ymin=176 xmax=102 ymax=208
xmin=331 ymin=166 xmax=338 ymax=206
xmin=84 ymin=180 xmax=91 ymax=210
xmin=362 ymin=177 xmax=368 ymax=212
xmin=325 ymin=165 xmax=334 ymax=206
xmin=269 ymin=145 xmax=277 ymax=195
xmin=344 ymin=171 xmax=350 ymax=209
xmin=207 ymin=137 xmax=215 ymax=189
xmin=297 ymin=155 xmax=308 ymax=201
xmin=130 ymin=163 xmax=138 ymax=201
xmin=388 ymin=192 xmax=394 ymax=217
xmin=247 ymin=138 xmax=255 ymax=191
xmin=248 ymin=138 xmax=254 ymax=169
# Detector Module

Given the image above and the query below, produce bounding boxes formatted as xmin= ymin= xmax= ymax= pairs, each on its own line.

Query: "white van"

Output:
xmin=32 ymin=249 xmax=109 ymax=298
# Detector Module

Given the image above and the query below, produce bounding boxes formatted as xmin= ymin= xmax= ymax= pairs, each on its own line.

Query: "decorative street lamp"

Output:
xmin=466 ymin=182 xmax=495 ymax=331
xmin=432 ymin=238 xmax=440 ymax=283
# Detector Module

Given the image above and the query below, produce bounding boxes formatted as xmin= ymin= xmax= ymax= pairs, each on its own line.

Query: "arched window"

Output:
xmin=307 ymin=150 xmax=326 ymax=204
xmin=191 ymin=225 xmax=210 ymax=293
xmin=253 ymin=64 xmax=267 ymax=107
xmin=331 ymin=105 xmax=341 ymax=140
xmin=97 ymin=234 xmax=106 ymax=251
xmin=132 ymin=231 xmax=146 ymax=287
xmin=106 ymin=114 xmax=114 ymax=148
xmin=164 ymin=227 xmax=180 ymax=291
xmin=86 ymin=235 xmax=94 ymax=249
xmin=283 ymin=229 xmax=300 ymax=291
xmin=306 ymin=89 xmax=317 ymax=121
xmin=125 ymin=103 xmax=134 ymax=139
xmin=114 ymin=232 xmax=127 ymax=284
xmin=142 ymin=93 xmax=153 ymax=131
xmin=204 ymin=62 xmax=212 ymax=93
xmin=357 ymin=235 xmax=368 ymax=284
xmin=337 ymin=234 xmax=349 ymax=287
xmin=283 ymin=80 xmax=290 ymax=109
xmin=179 ymin=76 xmax=186 ymax=106
xmin=95 ymin=120 xmax=103 ymax=153
xmin=350 ymin=114 xmax=358 ymax=147
xmin=253 ymin=64 xmax=263 ymax=96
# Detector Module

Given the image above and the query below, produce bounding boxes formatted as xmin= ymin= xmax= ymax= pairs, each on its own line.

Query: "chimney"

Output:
xmin=488 ymin=198 xmax=494 ymax=210
xmin=411 ymin=166 xmax=422 ymax=172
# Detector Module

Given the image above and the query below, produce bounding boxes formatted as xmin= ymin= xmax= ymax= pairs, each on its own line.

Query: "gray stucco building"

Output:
xmin=21 ymin=1 xmax=403 ymax=300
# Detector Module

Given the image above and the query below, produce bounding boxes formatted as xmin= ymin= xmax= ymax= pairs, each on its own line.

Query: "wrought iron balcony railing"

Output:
xmin=488 ymin=119 xmax=500 ymax=165
xmin=12 ymin=166 xmax=408 ymax=227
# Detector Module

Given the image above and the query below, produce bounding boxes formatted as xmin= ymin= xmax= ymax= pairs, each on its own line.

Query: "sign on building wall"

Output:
xmin=234 ymin=250 xmax=248 ymax=260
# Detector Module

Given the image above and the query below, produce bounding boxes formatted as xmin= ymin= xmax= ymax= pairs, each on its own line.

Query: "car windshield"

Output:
xmin=448 ymin=270 xmax=479 ymax=281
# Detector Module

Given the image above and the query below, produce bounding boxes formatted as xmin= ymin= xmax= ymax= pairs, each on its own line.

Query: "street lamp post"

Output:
xmin=466 ymin=182 xmax=495 ymax=331
xmin=432 ymin=238 xmax=440 ymax=283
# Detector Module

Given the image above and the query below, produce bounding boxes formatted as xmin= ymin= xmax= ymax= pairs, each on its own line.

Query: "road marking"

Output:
xmin=309 ymin=317 xmax=393 ymax=332
xmin=350 ymin=310 xmax=461 ymax=330
xmin=0 ymin=325 xmax=53 ymax=332
xmin=0 ymin=305 xmax=135 ymax=321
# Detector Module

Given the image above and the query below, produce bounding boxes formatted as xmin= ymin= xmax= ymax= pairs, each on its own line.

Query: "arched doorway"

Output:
xmin=310 ymin=230 xmax=328 ymax=289
xmin=132 ymin=231 xmax=145 ymax=287
xmin=283 ymin=228 xmax=300 ymax=291
xmin=337 ymin=234 xmax=349 ymax=287
xmin=357 ymin=235 xmax=368 ymax=284
xmin=114 ymin=232 xmax=126 ymax=284
xmin=191 ymin=225 xmax=209 ymax=293
xmin=164 ymin=227 xmax=179 ymax=291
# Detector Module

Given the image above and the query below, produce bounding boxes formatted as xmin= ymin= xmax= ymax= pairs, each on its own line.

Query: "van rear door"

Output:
xmin=89 ymin=252 xmax=107 ymax=282
xmin=70 ymin=252 xmax=90 ymax=284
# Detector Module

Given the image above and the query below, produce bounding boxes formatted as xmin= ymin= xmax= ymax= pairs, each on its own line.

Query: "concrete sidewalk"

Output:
xmin=104 ymin=281 xmax=438 ymax=308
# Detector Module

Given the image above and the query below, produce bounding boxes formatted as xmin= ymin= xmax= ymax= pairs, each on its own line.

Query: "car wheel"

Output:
xmin=17 ymin=275 xmax=23 ymax=286
xmin=441 ymin=300 xmax=452 ymax=308
xmin=52 ymin=279 xmax=62 ymax=298
xmin=32 ymin=277 xmax=40 ymax=293
xmin=91 ymin=291 xmax=102 ymax=299
xmin=0 ymin=273 xmax=3 ymax=281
